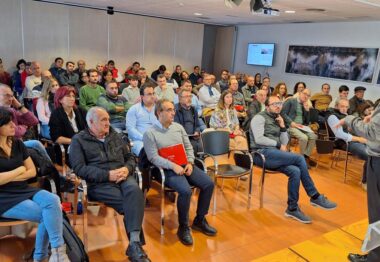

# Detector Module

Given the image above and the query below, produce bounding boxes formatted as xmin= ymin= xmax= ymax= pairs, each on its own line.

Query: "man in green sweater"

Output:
xmin=97 ymin=80 xmax=130 ymax=132
xmin=79 ymin=69 xmax=105 ymax=111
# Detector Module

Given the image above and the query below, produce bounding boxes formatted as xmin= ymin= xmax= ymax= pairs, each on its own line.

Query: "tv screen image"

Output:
xmin=247 ymin=43 xmax=275 ymax=66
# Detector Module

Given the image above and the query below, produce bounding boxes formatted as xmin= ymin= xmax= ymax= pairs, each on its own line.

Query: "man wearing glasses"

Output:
xmin=143 ymin=99 xmax=216 ymax=246
xmin=282 ymin=88 xmax=318 ymax=168
xmin=126 ymin=83 xmax=158 ymax=156
xmin=250 ymin=96 xmax=337 ymax=224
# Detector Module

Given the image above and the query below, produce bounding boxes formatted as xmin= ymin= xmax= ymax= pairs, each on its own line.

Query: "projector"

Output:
xmin=253 ymin=7 xmax=280 ymax=16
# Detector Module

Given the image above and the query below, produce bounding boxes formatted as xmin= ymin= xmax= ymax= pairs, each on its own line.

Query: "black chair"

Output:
xmin=309 ymin=108 xmax=320 ymax=123
xmin=200 ymin=130 xmax=253 ymax=215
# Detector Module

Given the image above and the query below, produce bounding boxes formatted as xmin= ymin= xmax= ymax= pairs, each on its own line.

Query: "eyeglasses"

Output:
xmin=269 ymin=102 xmax=283 ymax=107
xmin=163 ymin=108 xmax=175 ymax=113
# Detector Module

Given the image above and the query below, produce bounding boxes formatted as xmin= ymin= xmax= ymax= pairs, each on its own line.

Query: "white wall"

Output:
xmin=234 ymin=21 xmax=380 ymax=101
xmin=0 ymin=0 xmax=204 ymax=75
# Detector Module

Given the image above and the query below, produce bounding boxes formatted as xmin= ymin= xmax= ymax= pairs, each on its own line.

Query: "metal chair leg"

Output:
xmin=160 ymin=181 xmax=165 ymax=235
xmin=259 ymin=167 xmax=266 ymax=209
xmin=212 ymin=175 xmax=218 ymax=215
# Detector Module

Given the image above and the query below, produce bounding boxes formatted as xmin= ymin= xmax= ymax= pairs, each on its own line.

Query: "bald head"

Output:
xmin=31 ymin=61 xmax=41 ymax=77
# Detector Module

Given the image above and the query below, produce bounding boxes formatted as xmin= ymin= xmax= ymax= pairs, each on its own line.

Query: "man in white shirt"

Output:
xmin=24 ymin=61 xmax=42 ymax=111
xmin=155 ymin=74 xmax=175 ymax=102
xmin=198 ymin=74 xmax=221 ymax=116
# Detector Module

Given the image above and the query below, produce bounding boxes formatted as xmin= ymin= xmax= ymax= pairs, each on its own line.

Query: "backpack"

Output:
xmin=62 ymin=211 xmax=89 ymax=262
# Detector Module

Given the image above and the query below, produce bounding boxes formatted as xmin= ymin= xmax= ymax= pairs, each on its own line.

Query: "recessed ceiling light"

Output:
xmin=285 ymin=10 xmax=296 ymax=14
xmin=194 ymin=12 xmax=203 ymax=16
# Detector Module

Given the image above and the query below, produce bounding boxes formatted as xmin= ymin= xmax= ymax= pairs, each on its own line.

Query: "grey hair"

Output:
xmin=335 ymin=98 xmax=349 ymax=107
xmin=86 ymin=106 xmax=107 ymax=126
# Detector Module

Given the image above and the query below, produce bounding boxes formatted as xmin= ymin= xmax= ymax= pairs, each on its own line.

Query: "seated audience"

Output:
xmin=292 ymin=81 xmax=312 ymax=108
xmin=310 ymin=83 xmax=332 ymax=112
xmin=97 ymin=80 xmax=130 ymax=132
xmin=11 ymin=59 xmax=27 ymax=98
xmin=174 ymin=80 xmax=202 ymax=117
xmin=151 ymin=65 xmax=166 ymax=82
xmin=349 ymin=86 xmax=367 ymax=116
xmin=250 ymin=95 xmax=337 ymax=223
xmin=0 ymin=62 xmax=11 ymax=86
xmin=59 ymin=61 xmax=79 ymax=87
xmin=73 ymin=59 xmax=86 ymax=77
xmin=209 ymin=90 xmax=248 ymax=150
xmin=143 ymin=99 xmax=216 ymax=246
xmin=228 ymin=78 xmax=246 ymax=118
xmin=272 ymin=82 xmax=288 ymax=102
xmin=124 ymin=61 xmax=140 ymax=82
xmin=198 ymin=74 xmax=221 ymax=116
xmin=181 ymin=71 xmax=190 ymax=83
xmin=49 ymin=86 xmax=87 ymax=146
xmin=329 ymin=85 xmax=349 ymax=108
xmin=155 ymin=74 xmax=175 ymax=102
xmin=189 ymin=66 xmax=201 ymax=87
xmin=79 ymin=69 xmax=106 ymax=111
xmin=122 ymin=75 xmax=141 ymax=106
xmin=253 ymin=73 xmax=262 ymax=89
xmin=357 ymin=101 xmax=374 ymax=118
xmin=241 ymin=75 xmax=258 ymax=105
xmin=215 ymin=69 xmax=229 ymax=93
xmin=101 ymin=69 xmax=114 ymax=89
xmin=69 ymin=107 xmax=150 ymax=262
xmin=137 ymin=67 xmax=156 ymax=88
xmin=174 ymin=89 xmax=203 ymax=153
xmin=25 ymin=61 xmax=42 ymax=111
xmin=126 ymin=83 xmax=158 ymax=156
xmin=36 ymin=78 xmax=59 ymax=139
xmin=242 ymin=89 xmax=267 ymax=131
xmin=326 ymin=98 xmax=368 ymax=187
xmin=96 ymin=62 xmax=104 ymax=83
xmin=77 ymin=70 xmax=89 ymax=89
xmin=171 ymin=65 xmax=182 ymax=88
xmin=0 ymin=108 xmax=69 ymax=262
xmin=164 ymin=70 xmax=178 ymax=90
xmin=282 ymin=88 xmax=317 ymax=167
xmin=106 ymin=60 xmax=123 ymax=82
xmin=49 ymin=57 xmax=65 ymax=81
xmin=261 ymin=76 xmax=273 ymax=95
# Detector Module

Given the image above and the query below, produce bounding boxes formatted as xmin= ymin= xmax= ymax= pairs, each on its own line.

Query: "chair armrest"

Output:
xmin=251 ymin=150 xmax=266 ymax=170
xmin=198 ymin=152 xmax=218 ymax=171
xmin=194 ymin=157 xmax=207 ymax=172
xmin=232 ymin=150 xmax=254 ymax=168
xmin=134 ymin=166 xmax=143 ymax=190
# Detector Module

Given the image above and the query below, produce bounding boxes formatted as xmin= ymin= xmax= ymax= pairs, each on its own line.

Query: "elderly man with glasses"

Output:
xmin=281 ymin=88 xmax=318 ymax=168
xmin=249 ymin=96 xmax=337 ymax=224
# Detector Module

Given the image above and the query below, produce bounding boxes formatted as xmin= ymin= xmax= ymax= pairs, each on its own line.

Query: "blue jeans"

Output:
xmin=254 ymin=148 xmax=319 ymax=210
xmin=2 ymin=190 xmax=63 ymax=260
xmin=111 ymin=119 xmax=126 ymax=133
xmin=164 ymin=166 xmax=214 ymax=226
xmin=40 ymin=124 xmax=51 ymax=139
xmin=348 ymin=142 xmax=368 ymax=183
xmin=24 ymin=140 xmax=51 ymax=161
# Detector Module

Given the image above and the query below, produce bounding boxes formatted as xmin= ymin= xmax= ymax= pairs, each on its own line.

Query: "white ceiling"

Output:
xmin=43 ymin=0 xmax=380 ymax=25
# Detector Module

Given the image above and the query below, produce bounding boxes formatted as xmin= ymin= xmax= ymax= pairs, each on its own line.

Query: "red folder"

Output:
xmin=158 ymin=144 xmax=188 ymax=166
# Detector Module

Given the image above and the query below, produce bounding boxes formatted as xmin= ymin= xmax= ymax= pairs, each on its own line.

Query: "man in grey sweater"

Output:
xmin=143 ymin=99 xmax=216 ymax=246
xmin=338 ymin=105 xmax=380 ymax=262
xmin=250 ymin=96 xmax=337 ymax=224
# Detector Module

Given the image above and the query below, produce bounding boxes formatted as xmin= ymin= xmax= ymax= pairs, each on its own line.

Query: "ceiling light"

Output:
xmin=285 ymin=10 xmax=296 ymax=14
xmin=194 ymin=12 xmax=203 ymax=16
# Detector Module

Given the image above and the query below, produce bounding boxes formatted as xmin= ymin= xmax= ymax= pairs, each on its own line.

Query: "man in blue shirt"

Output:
xmin=126 ymin=83 xmax=158 ymax=156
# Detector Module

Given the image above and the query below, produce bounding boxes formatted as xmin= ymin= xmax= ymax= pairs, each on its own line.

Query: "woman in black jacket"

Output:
xmin=49 ymin=86 xmax=87 ymax=164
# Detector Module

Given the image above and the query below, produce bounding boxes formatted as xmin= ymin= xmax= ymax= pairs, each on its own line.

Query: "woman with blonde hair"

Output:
xmin=36 ymin=78 xmax=59 ymax=139
xmin=272 ymin=82 xmax=288 ymax=101
xmin=209 ymin=90 xmax=248 ymax=150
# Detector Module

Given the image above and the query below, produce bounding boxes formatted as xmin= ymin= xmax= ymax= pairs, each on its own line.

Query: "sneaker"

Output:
xmin=285 ymin=208 xmax=312 ymax=224
xmin=310 ymin=194 xmax=337 ymax=210
xmin=347 ymin=253 xmax=367 ymax=262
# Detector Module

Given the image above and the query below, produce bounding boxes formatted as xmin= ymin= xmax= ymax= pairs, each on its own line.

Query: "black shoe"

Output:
xmin=177 ymin=225 xmax=193 ymax=246
xmin=308 ymin=158 xmax=317 ymax=167
xmin=348 ymin=253 xmax=367 ymax=262
xmin=126 ymin=242 xmax=150 ymax=262
xmin=192 ymin=217 xmax=217 ymax=236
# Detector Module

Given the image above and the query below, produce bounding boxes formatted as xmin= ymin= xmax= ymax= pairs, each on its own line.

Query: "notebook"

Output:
xmin=158 ymin=143 xmax=188 ymax=166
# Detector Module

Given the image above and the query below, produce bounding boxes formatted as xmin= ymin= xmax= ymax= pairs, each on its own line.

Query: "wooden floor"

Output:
xmin=0 ymin=153 xmax=368 ymax=262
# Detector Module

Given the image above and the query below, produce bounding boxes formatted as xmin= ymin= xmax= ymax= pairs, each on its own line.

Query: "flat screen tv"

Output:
xmin=247 ymin=43 xmax=275 ymax=66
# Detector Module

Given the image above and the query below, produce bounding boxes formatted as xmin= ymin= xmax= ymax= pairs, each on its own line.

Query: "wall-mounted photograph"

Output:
xmin=285 ymin=45 xmax=378 ymax=83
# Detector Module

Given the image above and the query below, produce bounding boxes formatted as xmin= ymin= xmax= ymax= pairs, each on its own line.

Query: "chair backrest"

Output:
xmin=234 ymin=152 xmax=252 ymax=169
xmin=316 ymin=139 xmax=335 ymax=154
xmin=201 ymin=130 xmax=230 ymax=156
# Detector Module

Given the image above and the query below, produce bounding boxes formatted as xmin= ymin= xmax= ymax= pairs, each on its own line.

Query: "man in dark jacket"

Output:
xmin=69 ymin=107 xmax=150 ymax=262
xmin=174 ymin=89 xmax=203 ymax=154
xmin=282 ymin=88 xmax=317 ymax=167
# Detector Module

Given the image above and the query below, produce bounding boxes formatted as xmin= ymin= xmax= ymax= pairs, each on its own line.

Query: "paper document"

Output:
xmin=296 ymin=125 xmax=314 ymax=133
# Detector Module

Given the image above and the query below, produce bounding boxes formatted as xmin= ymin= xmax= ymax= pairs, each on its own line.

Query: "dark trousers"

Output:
xmin=190 ymin=137 xmax=203 ymax=154
xmin=88 ymin=176 xmax=145 ymax=238
xmin=348 ymin=142 xmax=368 ymax=183
xmin=164 ymin=166 xmax=214 ymax=226
xmin=254 ymin=148 xmax=319 ymax=210
xmin=367 ymin=156 xmax=380 ymax=262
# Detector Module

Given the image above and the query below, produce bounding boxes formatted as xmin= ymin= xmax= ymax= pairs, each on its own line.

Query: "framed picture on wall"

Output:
xmin=285 ymin=45 xmax=379 ymax=83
